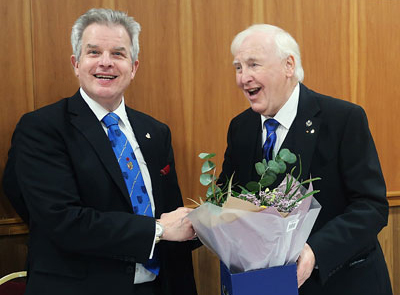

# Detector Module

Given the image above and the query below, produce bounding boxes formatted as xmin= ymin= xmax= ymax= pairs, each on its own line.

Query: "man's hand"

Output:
xmin=158 ymin=207 xmax=195 ymax=242
xmin=297 ymin=243 xmax=315 ymax=288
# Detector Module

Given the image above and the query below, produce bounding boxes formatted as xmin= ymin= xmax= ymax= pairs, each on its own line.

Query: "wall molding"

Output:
xmin=1 ymin=191 xmax=398 ymax=237
xmin=387 ymin=191 xmax=400 ymax=207
xmin=0 ymin=218 xmax=28 ymax=236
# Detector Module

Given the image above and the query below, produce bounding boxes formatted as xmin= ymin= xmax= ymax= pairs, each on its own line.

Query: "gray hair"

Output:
xmin=231 ymin=24 xmax=304 ymax=82
xmin=71 ymin=8 xmax=141 ymax=62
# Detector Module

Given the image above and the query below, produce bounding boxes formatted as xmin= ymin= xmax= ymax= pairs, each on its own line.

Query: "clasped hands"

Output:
xmin=157 ymin=207 xmax=196 ymax=242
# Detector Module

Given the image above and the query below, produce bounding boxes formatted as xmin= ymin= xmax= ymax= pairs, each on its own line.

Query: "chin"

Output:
xmin=250 ymin=103 xmax=268 ymax=116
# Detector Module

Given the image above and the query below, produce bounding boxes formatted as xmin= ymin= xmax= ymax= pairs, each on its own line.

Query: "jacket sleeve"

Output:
xmin=9 ymin=111 xmax=156 ymax=263
xmin=307 ymin=105 xmax=388 ymax=284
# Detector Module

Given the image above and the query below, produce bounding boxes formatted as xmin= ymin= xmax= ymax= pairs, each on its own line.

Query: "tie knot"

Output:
xmin=264 ymin=118 xmax=279 ymax=132
xmin=102 ymin=113 xmax=120 ymax=128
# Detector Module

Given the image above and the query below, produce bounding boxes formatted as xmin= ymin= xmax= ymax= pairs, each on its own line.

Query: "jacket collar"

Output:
xmin=279 ymin=83 xmax=321 ymax=182
xmin=67 ymin=91 xmax=133 ymax=208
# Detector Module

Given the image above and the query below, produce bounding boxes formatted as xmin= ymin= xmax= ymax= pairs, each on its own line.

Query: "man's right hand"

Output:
xmin=158 ymin=207 xmax=196 ymax=242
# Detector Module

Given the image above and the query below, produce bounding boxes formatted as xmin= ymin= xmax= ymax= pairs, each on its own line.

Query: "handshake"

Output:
xmin=157 ymin=207 xmax=196 ymax=242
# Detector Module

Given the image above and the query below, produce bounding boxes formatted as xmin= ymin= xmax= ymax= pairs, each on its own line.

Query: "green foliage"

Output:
xmin=199 ymin=149 xmax=312 ymax=207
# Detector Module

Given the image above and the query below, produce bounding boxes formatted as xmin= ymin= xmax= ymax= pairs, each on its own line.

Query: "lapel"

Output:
xmin=126 ymin=107 xmax=163 ymax=211
xmin=241 ymin=109 xmax=264 ymax=181
xmin=67 ymin=91 xmax=132 ymax=208
xmin=280 ymin=84 xmax=321 ymax=181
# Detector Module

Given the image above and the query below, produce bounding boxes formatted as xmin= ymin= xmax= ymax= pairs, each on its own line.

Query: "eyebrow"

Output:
xmin=85 ymin=44 xmax=127 ymax=52
xmin=113 ymin=46 xmax=127 ymax=52
xmin=232 ymin=57 xmax=257 ymax=65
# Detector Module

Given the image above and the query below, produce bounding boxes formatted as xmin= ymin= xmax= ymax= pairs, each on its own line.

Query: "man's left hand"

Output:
xmin=297 ymin=243 xmax=315 ymax=287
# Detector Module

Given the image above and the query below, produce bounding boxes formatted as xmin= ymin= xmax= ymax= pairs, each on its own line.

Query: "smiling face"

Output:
xmin=71 ymin=23 xmax=138 ymax=111
xmin=233 ymin=32 xmax=296 ymax=116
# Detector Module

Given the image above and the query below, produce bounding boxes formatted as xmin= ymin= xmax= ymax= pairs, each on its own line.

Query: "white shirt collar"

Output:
xmin=261 ymin=83 xmax=300 ymax=130
xmin=79 ymin=88 xmax=130 ymax=128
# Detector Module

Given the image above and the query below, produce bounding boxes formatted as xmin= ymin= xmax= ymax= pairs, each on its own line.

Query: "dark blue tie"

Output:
xmin=102 ymin=112 xmax=159 ymax=275
xmin=263 ymin=118 xmax=280 ymax=161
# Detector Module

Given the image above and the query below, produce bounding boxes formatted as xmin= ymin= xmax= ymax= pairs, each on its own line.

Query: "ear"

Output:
xmin=131 ymin=60 xmax=139 ymax=80
xmin=71 ymin=55 xmax=79 ymax=77
xmin=285 ymin=55 xmax=295 ymax=78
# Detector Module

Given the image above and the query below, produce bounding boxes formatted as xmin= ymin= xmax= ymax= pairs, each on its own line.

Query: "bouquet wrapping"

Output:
xmin=188 ymin=176 xmax=321 ymax=273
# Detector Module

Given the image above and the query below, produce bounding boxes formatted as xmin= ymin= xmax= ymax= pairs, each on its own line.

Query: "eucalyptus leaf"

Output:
xmin=201 ymin=160 xmax=216 ymax=173
xmin=276 ymin=159 xmax=287 ymax=173
xmin=255 ymin=162 xmax=266 ymax=176
xmin=200 ymin=174 xmax=213 ymax=186
xmin=259 ymin=173 xmax=277 ymax=187
xmin=206 ymin=186 xmax=213 ymax=198
xmin=198 ymin=153 xmax=216 ymax=160
xmin=246 ymin=181 xmax=259 ymax=192
xmin=267 ymin=160 xmax=281 ymax=174
xmin=279 ymin=148 xmax=297 ymax=164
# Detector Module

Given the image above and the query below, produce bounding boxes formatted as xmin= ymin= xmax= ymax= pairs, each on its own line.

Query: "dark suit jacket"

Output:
xmin=219 ymin=84 xmax=392 ymax=295
xmin=2 ymin=91 xmax=198 ymax=295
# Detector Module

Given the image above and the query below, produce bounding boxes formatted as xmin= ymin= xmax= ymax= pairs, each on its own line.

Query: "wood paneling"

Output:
xmin=0 ymin=0 xmax=399 ymax=294
xmin=0 ymin=233 xmax=28 ymax=276
xmin=0 ymin=0 xmax=34 ymax=219
xmin=31 ymin=0 xmax=116 ymax=107
xmin=379 ymin=206 xmax=400 ymax=295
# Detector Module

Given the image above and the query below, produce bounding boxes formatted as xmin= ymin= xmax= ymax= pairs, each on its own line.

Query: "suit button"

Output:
xmin=126 ymin=265 xmax=135 ymax=274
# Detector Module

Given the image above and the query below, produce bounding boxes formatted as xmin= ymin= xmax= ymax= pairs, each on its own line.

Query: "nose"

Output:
xmin=237 ymin=67 xmax=253 ymax=85
xmin=99 ymin=52 xmax=113 ymax=67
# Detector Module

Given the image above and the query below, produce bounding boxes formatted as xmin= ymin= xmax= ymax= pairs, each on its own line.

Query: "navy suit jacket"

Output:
xmin=2 ymin=91 xmax=197 ymax=295
xmin=219 ymin=84 xmax=392 ymax=295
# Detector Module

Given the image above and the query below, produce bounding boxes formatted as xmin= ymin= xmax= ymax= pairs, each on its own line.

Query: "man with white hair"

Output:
xmin=219 ymin=24 xmax=392 ymax=295
xmin=3 ymin=8 xmax=198 ymax=295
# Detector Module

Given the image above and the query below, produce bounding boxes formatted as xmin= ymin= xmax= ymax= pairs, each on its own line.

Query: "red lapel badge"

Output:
xmin=160 ymin=164 xmax=170 ymax=176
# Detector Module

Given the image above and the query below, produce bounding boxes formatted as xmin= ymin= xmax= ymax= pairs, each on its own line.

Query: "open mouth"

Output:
xmin=94 ymin=74 xmax=117 ymax=80
xmin=247 ymin=87 xmax=261 ymax=96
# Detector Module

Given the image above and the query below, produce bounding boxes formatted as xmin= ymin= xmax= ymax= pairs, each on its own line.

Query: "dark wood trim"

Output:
xmin=1 ymin=190 xmax=397 ymax=238
xmin=0 ymin=218 xmax=28 ymax=236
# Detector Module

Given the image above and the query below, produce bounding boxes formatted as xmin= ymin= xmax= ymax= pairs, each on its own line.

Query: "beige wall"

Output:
xmin=0 ymin=0 xmax=399 ymax=294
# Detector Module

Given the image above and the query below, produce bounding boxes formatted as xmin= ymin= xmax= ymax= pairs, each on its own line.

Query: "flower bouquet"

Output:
xmin=187 ymin=149 xmax=321 ymax=295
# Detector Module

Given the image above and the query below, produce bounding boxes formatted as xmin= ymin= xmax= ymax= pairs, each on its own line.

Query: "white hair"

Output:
xmin=231 ymin=24 xmax=304 ymax=82
xmin=71 ymin=8 xmax=141 ymax=62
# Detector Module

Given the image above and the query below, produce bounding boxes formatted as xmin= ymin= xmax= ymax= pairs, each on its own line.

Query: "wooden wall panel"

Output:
xmin=0 ymin=234 xmax=28 ymax=275
xmin=378 ymin=206 xmax=400 ymax=295
xmin=31 ymin=0 xmax=119 ymax=108
xmin=356 ymin=1 xmax=400 ymax=194
xmin=0 ymin=0 xmax=399 ymax=294
xmin=0 ymin=0 xmax=34 ymax=219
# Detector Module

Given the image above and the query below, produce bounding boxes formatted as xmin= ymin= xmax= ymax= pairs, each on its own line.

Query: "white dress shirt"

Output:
xmin=261 ymin=83 xmax=300 ymax=158
xmin=80 ymin=88 xmax=157 ymax=284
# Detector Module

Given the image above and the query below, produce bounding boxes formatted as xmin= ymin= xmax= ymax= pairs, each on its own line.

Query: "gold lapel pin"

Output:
xmin=146 ymin=133 xmax=151 ymax=139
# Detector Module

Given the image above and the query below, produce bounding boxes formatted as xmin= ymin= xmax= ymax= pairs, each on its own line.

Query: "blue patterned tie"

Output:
xmin=102 ymin=112 xmax=159 ymax=275
xmin=263 ymin=118 xmax=280 ymax=161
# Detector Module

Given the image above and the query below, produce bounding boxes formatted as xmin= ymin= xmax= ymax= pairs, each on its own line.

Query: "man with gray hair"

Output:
xmin=219 ymin=24 xmax=392 ymax=295
xmin=3 ymin=8 xmax=198 ymax=295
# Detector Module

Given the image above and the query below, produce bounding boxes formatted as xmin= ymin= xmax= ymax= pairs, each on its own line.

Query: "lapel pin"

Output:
xmin=160 ymin=164 xmax=170 ymax=176
xmin=306 ymin=120 xmax=312 ymax=127
xmin=146 ymin=133 xmax=151 ymax=139
xmin=310 ymin=129 xmax=315 ymax=134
